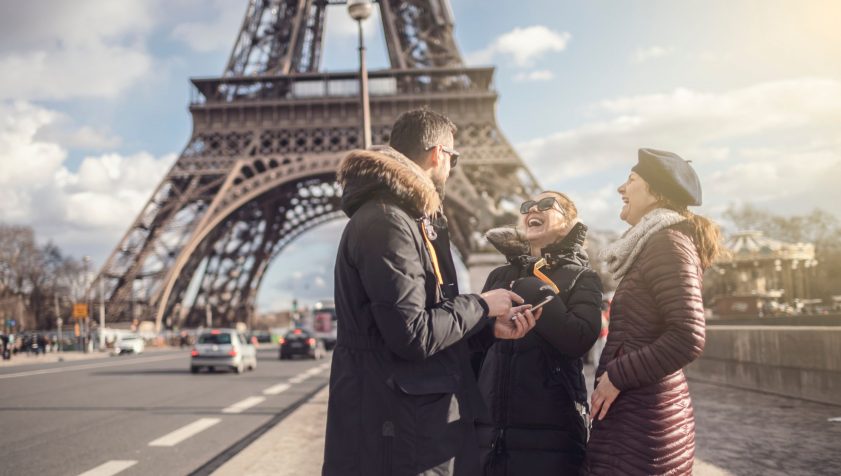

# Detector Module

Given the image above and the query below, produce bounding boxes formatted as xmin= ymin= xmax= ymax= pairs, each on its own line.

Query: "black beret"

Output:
xmin=632 ymin=148 xmax=702 ymax=206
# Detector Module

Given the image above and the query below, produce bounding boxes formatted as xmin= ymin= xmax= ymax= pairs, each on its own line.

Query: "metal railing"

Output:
xmin=190 ymin=67 xmax=495 ymax=105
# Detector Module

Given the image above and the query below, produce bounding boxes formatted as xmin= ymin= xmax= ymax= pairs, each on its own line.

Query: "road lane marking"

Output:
xmin=222 ymin=396 xmax=266 ymax=414
xmin=829 ymin=417 xmax=841 ymax=422
xmin=149 ymin=418 xmax=220 ymax=447
xmin=0 ymin=354 xmax=183 ymax=380
xmin=287 ymin=364 xmax=328 ymax=384
xmin=263 ymin=383 xmax=291 ymax=395
xmin=319 ymin=362 xmax=331 ymax=370
xmin=77 ymin=460 xmax=138 ymax=476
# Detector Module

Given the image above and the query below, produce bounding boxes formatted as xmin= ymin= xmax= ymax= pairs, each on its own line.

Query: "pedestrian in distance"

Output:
xmin=323 ymin=109 xmax=541 ymax=476
xmin=474 ymin=191 xmax=603 ymax=475
xmin=583 ymin=148 xmax=722 ymax=475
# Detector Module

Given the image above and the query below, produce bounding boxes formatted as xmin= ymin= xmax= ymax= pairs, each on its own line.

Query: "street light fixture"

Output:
xmin=348 ymin=0 xmax=373 ymax=149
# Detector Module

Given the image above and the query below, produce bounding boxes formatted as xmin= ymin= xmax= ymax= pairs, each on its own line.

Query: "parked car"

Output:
xmin=279 ymin=328 xmax=325 ymax=360
xmin=115 ymin=334 xmax=145 ymax=355
xmin=190 ymin=329 xmax=257 ymax=374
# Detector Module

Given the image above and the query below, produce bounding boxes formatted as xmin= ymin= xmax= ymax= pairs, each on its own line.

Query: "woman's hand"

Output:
xmin=493 ymin=305 xmax=542 ymax=340
xmin=591 ymin=372 xmax=620 ymax=421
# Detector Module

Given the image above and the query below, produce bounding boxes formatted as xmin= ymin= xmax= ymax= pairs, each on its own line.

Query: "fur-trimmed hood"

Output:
xmin=485 ymin=222 xmax=590 ymax=269
xmin=338 ymin=145 xmax=440 ymax=218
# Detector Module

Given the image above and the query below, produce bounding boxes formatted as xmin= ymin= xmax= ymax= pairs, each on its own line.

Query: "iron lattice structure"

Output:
xmin=94 ymin=0 xmax=539 ymax=329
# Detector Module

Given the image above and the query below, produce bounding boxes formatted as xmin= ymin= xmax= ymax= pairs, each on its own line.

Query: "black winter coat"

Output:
xmin=323 ymin=146 xmax=492 ymax=476
xmin=475 ymin=225 xmax=603 ymax=476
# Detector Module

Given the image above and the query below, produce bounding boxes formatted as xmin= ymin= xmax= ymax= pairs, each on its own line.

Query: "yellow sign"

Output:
xmin=73 ymin=303 xmax=89 ymax=319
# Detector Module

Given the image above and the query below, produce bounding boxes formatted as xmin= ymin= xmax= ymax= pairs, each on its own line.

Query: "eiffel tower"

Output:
xmin=93 ymin=0 xmax=540 ymax=329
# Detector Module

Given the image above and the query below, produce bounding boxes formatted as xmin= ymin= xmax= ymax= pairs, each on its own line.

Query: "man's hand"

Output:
xmin=493 ymin=305 xmax=541 ymax=340
xmin=591 ymin=372 xmax=620 ymax=421
xmin=480 ymin=289 xmax=524 ymax=317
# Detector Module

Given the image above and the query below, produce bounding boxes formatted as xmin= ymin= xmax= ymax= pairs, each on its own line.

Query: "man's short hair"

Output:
xmin=389 ymin=109 xmax=457 ymax=163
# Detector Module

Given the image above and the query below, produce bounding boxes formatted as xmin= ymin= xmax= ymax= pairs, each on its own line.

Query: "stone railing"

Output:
xmin=686 ymin=325 xmax=841 ymax=406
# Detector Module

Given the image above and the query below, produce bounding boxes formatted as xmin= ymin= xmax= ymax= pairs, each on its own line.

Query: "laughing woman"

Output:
xmin=583 ymin=149 xmax=722 ymax=475
xmin=476 ymin=191 xmax=603 ymax=475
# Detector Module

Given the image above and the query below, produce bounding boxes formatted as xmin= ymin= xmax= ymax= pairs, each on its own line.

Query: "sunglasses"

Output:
xmin=520 ymin=197 xmax=562 ymax=214
xmin=426 ymin=144 xmax=460 ymax=168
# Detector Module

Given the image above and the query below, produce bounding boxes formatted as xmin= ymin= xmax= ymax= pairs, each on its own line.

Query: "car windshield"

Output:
xmin=198 ymin=333 xmax=232 ymax=344
xmin=285 ymin=330 xmax=311 ymax=339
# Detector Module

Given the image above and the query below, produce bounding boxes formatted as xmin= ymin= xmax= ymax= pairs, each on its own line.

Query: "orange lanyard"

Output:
xmin=533 ymin=258 xmax=560 ymax=294
xmin=420 ymin=222 xmax=444 ymax=286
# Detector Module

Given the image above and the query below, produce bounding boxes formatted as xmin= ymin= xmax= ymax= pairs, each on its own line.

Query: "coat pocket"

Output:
xmin=390 ymin=373 xmax=460 ymax=396
xmin=388 ymin=373 xmax=463 ymax=427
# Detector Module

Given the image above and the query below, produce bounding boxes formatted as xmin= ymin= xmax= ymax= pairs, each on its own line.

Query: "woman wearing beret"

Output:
xmin=475 ymin=191 xmax=603 ymax=475
xmin=583 ymin=149 xmax=722 ymax=475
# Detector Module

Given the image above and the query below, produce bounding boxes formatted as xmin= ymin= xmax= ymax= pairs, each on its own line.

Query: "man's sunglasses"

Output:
xmin=426 ymin=144 xmax=460 ymax=168
xmin=520 ymin=197 xmax=562 ymax=214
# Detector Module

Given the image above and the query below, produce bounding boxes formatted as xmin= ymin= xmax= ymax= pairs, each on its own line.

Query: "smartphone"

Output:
xmin=511 ymin=295 xmax=554 ymax=319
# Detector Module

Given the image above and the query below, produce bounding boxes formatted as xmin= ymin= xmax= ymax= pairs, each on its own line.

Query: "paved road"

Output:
xmin=0 ymin=347 xmax=330 ymax=476
xmin=691 ymin=380 xmax=841 ymax=476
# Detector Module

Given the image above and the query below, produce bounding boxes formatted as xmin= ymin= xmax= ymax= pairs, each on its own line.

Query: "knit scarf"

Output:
xmin=600 ymin=208 xmax=685 ymax=281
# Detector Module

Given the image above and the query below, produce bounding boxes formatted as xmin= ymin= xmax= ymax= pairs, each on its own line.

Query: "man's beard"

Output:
xmin=432 ymin=172 xmax=447 ymax=200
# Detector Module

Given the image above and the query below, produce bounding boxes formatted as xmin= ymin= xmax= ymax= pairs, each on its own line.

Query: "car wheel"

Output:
xmin=190 ymin=366 xmax=199 ymax=374
xmin=208 ymin=366 xmax=215 ymax=372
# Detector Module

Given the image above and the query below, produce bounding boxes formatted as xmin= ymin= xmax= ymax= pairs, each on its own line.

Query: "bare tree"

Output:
xmin=0 ymin=224 xmax=86 ymax=330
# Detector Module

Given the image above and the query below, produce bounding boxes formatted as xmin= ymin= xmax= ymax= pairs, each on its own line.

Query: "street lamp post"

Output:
xmin=82 ymin=256 xmax=91 ymax=353
xmin=99 ymin=277 xmax=105 ymax=351
xmin=348 ymin=0 xmax=373 ymax=149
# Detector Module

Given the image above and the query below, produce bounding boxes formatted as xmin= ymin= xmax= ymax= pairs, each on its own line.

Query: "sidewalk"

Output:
xmin=212 ymin=369 xmax=837 ymax=475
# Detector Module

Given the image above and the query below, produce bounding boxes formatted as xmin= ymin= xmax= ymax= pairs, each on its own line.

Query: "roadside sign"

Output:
xmin=73 ymin=304 xmax=89 ymax=319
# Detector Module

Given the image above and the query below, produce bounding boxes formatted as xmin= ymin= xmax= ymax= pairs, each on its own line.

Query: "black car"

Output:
xmin=279 ymin=328 xmax=325 ymax=360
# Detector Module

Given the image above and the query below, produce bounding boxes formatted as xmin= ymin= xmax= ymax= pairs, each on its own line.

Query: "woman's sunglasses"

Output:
xmin=520 ymin=197 xmax=562 ymax=214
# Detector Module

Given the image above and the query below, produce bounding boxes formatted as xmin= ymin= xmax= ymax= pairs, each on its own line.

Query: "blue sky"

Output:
xmin=1 ymin=0 xmax=840 ymax=311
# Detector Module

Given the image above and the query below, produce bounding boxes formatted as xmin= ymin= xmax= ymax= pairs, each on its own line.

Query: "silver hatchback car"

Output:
xmin=190 ymin=329 xmax=257 ymax=374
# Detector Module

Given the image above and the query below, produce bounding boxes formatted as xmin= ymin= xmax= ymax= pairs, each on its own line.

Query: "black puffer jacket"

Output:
xmin=475 ymin=224 xmax=603 ymax=475
xmin=324 ymin=146 xmax=492 ymax=476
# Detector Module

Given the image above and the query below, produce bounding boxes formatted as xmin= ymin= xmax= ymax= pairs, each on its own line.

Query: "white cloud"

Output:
xmin=0 ymin=101 xmax=175 ymax=256
xmin=35 ymin=112 xmax=122 ymax=150
xmin=0 ymin=0 xmax=153 ymax=100
xmin=467 ymin=26 xmax=571 ymax=67
xmin=631 ymin=45 xmax=675 ymax=63
xmin=171 ymin=0 xmax=245 ymax=53
xmin=0 ymin=1 xmax=155 ymax=101
xmin=514 ymin=70 xmax=555 ymax=82
xmin=517 ymin=78 xmax=841 ymax=229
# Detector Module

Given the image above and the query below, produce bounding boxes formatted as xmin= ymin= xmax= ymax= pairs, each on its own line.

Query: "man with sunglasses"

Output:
xmin=324 ymin=109 xmax=540 ymax=475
